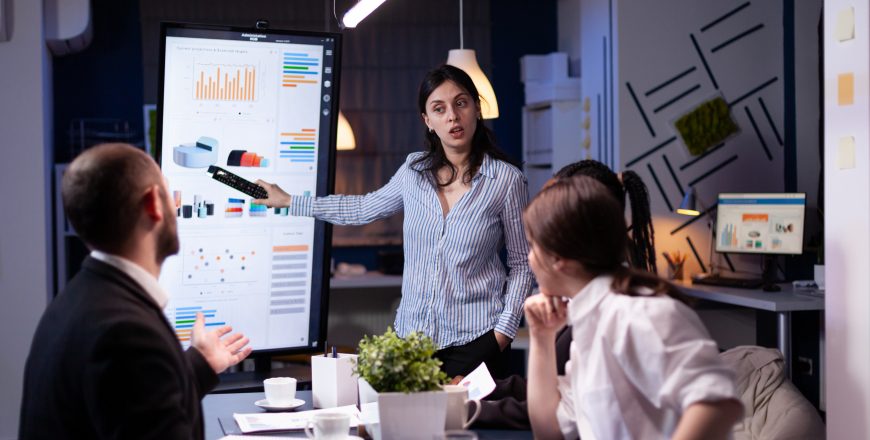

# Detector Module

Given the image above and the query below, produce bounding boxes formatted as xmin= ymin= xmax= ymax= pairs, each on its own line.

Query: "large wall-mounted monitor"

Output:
xmin=714 ymin=193 xmax=806 ymax=255
xmin=156 ymin=22 xmax=341 ymax=355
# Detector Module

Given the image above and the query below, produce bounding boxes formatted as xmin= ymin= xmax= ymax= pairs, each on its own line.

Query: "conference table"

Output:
xmin=203 ymin=390 xmax=533 ymax=439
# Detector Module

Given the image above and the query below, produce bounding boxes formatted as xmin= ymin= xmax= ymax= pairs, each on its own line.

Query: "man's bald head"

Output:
xmin=62 ymin=143 xmax=164 ymax=253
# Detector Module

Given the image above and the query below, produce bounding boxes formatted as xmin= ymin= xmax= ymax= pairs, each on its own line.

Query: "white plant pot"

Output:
xmin=358 ymin=377 xmax=379 ymax=405
xmin=378 ymin=391 xmax=447 ymax=440
xmin=356 ymin=379 xmax=447 ymax=440
xmin=814 ymin=264 xmax=826 ymax=291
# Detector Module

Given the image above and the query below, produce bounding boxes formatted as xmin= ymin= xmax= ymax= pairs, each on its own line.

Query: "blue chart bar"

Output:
xmin=171 ymin=306 xmax=226 ymax=341
xmin=283 ymin=52 xmax=321 ymax=87
xmin=279 ymin=130 xmax=317 ymax=164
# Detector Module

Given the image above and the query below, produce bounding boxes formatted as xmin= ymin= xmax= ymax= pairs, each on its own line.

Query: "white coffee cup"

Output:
xmin=442 ymin=385 xmax=481 ymax=430
xmin=304 ymin=412 xmax=350 ymax=440
xmin=263 ymin=377 xmax=297 ymax=406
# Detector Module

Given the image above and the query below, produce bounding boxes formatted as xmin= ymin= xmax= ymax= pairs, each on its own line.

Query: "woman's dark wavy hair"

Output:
xmin=524 ymin=175 xmax=686 ymax=302
xmin=412 ymin=64 xmax=516 ymax=186
xmin=554 ymin=160 xmax=657 ymax=273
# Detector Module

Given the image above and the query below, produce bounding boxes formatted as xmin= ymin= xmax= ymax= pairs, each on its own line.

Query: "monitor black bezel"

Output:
xmin=155 ymin=21 xmax=340 ymax=357
xmin=713 ymin=192 xmax=807 ymax=256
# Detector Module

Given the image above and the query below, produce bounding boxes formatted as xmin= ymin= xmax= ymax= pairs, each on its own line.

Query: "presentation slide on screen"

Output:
xmin=158 ymin=30 xmax=335 ymax=350
xmin=715 ymin=193 xmax=806 ymax=255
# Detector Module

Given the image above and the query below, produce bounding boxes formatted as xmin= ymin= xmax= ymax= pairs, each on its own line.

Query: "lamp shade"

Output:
xmin=336 ymin=111 xmax=356 ymax=151
xmin=446 ymin=49 xmax=499 ymax=119
xmin=676 ymin=187 xmax=701 ymax=216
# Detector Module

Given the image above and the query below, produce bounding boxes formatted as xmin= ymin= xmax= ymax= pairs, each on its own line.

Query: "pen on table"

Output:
xmin=331 ymin=346 xmax=337 ymax=358
xmin=324 ymin=341 xmax=329 ymax=357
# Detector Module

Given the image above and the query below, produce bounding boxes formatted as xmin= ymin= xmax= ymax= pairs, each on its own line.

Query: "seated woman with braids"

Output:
xmin=524 ymin=175 xmax=741 ymax=439
xmin=467 ymin=160 xmax=658 ymax=430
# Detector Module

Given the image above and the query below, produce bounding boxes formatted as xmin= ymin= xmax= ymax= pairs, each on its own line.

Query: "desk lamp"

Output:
xmin=676 ymin=187 xmax=716 ymax=275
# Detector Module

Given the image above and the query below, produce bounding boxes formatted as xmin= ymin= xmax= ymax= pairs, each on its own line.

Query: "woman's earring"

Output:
xmin=429 ymin=128 xmax=434 ymax=133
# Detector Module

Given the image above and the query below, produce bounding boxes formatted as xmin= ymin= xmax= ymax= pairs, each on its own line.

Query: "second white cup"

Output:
xmin=263 ymin=377 xmax=297 ymax=406
xmin=443 ymin=385 xmax=481 ymax=430
xmin=304 ymin=412 xmax=350 ymax=440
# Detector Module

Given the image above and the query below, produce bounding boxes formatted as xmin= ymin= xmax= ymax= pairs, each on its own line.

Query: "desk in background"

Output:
xmin=678 ymin=281 xmax=824 ymax=378
xmin=328 ymin=273 xmax=403 ymax=349
xmin=203 ymin=390 xmax=532 ymax=439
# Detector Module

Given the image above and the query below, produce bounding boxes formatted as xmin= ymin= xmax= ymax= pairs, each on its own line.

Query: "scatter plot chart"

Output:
xmin=181 ymin=236 xmax=269 ymax=285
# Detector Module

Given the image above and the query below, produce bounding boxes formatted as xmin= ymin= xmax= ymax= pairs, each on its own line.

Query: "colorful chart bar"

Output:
xmin=273 ymin=245 xmax=310 ymax=252
xmin=195 ymin=65 xmax=256 ymax=101
xmin=282 ymin=52 xmax=320 ymax=88
xmin=279 ymin=129 xmax=317 ymax=163
xmin=171 ymin=306 xmax=227 ymax=342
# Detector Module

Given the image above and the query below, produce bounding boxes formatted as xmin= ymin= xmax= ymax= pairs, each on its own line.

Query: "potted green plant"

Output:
xmin=354 ymin=328 xmax=449 ymax=440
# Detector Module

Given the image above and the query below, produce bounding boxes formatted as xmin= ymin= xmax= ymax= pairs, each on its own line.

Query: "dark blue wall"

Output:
xmin=490 ymin=0 xmax=558 ymax=165
xmin=53 ymin=0 xmax=144 ymax=163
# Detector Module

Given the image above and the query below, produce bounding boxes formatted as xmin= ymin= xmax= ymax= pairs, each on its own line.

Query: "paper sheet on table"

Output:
xmin=458 ymin=362 xmax=496 ymax=400
xmin=220 ymin=436 xmax=290 ymax=440
xmin=233 ymin=404 xmax=360 ymax=433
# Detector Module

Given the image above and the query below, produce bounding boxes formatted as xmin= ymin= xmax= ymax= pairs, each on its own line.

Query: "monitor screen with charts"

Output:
xmin=156 ymin=22 xmax=341 ymax=354
xmin=714 ymin=193 xmax=806 ymax=255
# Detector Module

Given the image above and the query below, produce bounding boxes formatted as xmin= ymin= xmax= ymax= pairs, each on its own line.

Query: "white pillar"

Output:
xmin=0 ymin=0 xmax=52 ymax=437
xmin=824 ymin=1 xmax=870 ymax=438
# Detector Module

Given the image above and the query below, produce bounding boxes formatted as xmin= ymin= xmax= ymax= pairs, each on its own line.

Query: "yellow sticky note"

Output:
xmin=835 ymin=7 xmax=855 ymax=42
xmin=838 ymin=136 xmax=855 ymax=169
xmin=838 ymin=73 xmax=854 ymax=106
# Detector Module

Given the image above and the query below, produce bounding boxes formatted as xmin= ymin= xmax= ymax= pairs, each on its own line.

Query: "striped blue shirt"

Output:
xmin=291 ymin=152 xmax=534 ymax=348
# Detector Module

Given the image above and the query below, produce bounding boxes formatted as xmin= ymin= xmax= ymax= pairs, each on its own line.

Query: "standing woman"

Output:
xmin=255 ymin=65 xmax=534 ymax=378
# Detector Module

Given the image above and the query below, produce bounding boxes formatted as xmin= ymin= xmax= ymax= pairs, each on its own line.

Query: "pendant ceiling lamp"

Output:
xmin=446 ymin=0 xmax=499 ymax=119
xmin=336 ymin=111 xmax=356 ymax=151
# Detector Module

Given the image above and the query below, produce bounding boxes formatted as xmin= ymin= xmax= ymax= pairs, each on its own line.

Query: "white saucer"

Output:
xmin=254 ymin=398 xmax=305 ymax=412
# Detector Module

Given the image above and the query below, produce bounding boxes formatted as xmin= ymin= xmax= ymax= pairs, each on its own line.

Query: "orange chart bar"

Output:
xmin=195 ymin=65 xmax=256 ymax=102
xmin=273 ymin=245 xmax=310 ymax=253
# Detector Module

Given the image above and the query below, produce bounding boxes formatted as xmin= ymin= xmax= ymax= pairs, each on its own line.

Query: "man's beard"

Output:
xmin=156 ymin=197 xmax=180 ymax=264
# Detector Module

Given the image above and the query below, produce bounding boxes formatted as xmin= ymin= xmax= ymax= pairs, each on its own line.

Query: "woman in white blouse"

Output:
xmin=522 ymin=175 xmax=743 ymax=440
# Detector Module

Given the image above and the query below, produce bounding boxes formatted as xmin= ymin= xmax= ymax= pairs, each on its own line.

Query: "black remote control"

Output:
xmin=206 ymin=165 xmax=269 ymax=199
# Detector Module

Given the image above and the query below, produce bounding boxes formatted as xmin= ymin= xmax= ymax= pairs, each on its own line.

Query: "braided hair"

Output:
xmin=554 ymin=160 xmax=657 ymax=273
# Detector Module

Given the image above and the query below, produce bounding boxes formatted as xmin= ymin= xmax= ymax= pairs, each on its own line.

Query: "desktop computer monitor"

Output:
xmin=707 ymin=193 xmax=806 ymax=291
xmin=155 ymin=22 xmax=341 ymax=356
xmin=715 ymin=193 xmax=806 ymax=255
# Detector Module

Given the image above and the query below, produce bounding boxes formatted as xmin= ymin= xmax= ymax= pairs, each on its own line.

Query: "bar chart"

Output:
xmin=279 ymin=130 xmax=317 ymax=163
xmin=194 ymin=63 xmax=257 ymax=102
xmin=169 ymin=305 xmax=227 ymax=344
xmin=270 ymin=244 xmax=309 ymax=317
xmin=282 ymin=52 xmax=320 ymax=89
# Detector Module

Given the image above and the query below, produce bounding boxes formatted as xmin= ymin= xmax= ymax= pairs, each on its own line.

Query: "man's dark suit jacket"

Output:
xmin=19 ymin=257 xmax=219 ymax=439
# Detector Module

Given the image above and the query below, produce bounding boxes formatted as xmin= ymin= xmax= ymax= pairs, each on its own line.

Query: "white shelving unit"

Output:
xmin=522 ymin=99 xmax=583 ymax=196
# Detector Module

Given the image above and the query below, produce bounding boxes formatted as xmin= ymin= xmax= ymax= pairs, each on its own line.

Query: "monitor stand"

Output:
xmin=212 ymin=355 xmax=311 ymax=394
xmin=761 ymin=254 xmax=781 ymax=292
